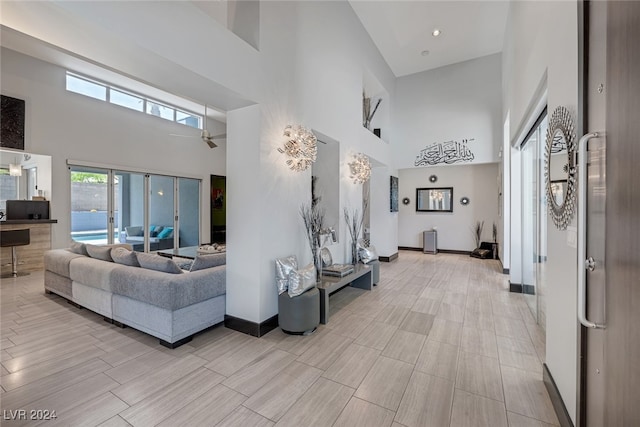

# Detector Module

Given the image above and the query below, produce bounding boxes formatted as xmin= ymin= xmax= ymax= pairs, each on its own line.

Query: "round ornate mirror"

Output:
xmin=460 ymin=196 xmax=470 ymax=206
xmin=429 ymin=175 xmax=438 ymax=183
xmin=544 ymin=106 xmax=577 ymax=230
xmin=402 ymin=197 xmax=410 ymax=205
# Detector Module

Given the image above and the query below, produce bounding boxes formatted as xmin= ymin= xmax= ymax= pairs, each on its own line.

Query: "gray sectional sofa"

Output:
xmin=44 ymin=244 xmax=226 ymax=348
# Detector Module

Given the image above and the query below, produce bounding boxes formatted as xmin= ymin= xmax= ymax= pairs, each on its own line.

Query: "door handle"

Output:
xmin=577 ymin=132 xmax=605 ymax=329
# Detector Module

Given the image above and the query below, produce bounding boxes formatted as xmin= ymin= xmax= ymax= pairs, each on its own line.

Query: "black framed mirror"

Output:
xmin=416 ymin=187 xmax=453 ymax=212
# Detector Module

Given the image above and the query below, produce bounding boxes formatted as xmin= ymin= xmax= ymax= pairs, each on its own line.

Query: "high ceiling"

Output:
xmin=349 ymin=0 xmax=509 ymax=77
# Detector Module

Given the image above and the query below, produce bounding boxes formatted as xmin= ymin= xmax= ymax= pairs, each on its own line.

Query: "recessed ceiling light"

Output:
xmin=421 ymin=50 xmax=430 ymax=56
xmin=432 ymin=29 xmax=442 ymax=37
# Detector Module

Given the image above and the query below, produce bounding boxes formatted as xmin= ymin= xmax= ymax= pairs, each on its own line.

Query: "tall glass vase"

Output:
xmin=314 ymin=246 xmax=323 ymax=282
xmin=351 ymin=241 xmax=359 ymax=265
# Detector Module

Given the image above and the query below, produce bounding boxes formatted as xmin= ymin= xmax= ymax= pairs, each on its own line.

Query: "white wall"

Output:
xmin=0 ymin=47 xmax=227 ymax=250
xmin=398 ymin=163 xmax=499 ymax=251
xmin=394 ymin=54 xmax=502 ymax=170
xmin=502 ymin=0 xmax=580 ymax=422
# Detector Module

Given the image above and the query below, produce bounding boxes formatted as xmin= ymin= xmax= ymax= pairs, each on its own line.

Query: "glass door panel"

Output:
xmin=114 ymin=171 xmax=145 ymax=252
xmin=149 ymin=175 xmax=175 ymax=252
xmin=178 ymin=178 xmax=200 ymax=248
xmin=70 ymin=167 xmax=109 ymax=244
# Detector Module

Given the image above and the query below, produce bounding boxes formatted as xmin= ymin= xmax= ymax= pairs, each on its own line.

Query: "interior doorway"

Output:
xmin=210 ymin=175 xmax=226 ymax=244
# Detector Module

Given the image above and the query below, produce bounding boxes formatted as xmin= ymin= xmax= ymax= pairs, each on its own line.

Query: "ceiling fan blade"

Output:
xmin=211 ymin=133 xmax=226 ymax=139
xmin=169 ymin=133 xmax=197 ymax=138
xmin=205 ymin=139 xmax=217 ymax=149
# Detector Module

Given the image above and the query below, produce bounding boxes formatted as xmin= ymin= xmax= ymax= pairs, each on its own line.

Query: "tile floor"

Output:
xmin=0 ymin=251 xmax=559 ymax=426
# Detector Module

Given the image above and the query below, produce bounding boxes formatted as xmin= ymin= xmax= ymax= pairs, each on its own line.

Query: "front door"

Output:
xmin=582 ymin=1 xmax=640 ymax=425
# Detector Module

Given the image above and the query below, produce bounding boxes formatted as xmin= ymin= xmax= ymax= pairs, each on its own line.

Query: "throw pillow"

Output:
xmin=275 ymin=255 xmax=298 ymax=295
xmin=358 ymin=245 xmax=379 ymax=264
xmin=68 ymin=241 xmax=88 ymax=256
xmin=288 ymin=263 xmax=317 ymax=297
xmin=190 ymin=253 xmax=226 ymax=272
xmin=157 ymin=227 xmax=173 ymax=239
xmin=111 ymin=247 xmax=140 ymax=267
xmin=136 ymin=252 xmax=183 ymax=274
xmin=85 ymin=244 xmax=114 ymax=262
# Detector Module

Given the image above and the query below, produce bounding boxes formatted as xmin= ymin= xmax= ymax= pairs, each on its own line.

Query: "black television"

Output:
xmin=5 ymin=200 xmax=50 ymax=220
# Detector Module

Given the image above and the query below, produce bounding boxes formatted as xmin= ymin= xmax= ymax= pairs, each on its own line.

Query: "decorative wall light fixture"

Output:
xmin=9 ymin=157 xmax=21 ymax=177
xmin=278 ymin=125 xmax=317 ymax=172
xmin=348 ymin=153 xmax=371 ymax=184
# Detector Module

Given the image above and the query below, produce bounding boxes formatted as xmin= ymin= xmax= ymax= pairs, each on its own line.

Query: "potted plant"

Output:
xmin=473 ymin=220 xmax=484 ymax=250
xmin=492 ymin=222 xmax=498 ymax=260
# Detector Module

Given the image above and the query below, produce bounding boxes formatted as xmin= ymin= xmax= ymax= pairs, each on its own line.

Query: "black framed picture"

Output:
xmin=390 ymin=176 xmax=399 ymax=212
xmin=0 ymin=95 xmax=26 ymax=150
xmin=416 ymin=187 xmax=454 ymax=212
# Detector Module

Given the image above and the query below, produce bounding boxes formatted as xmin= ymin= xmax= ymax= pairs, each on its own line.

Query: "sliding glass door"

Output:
xmin=70 ymin=165 xmax=200 ymax=252
xmin=70 ymin=167 xmax=111 ymax=245
xmin=521 ymin=114 xmax=548 ymax=324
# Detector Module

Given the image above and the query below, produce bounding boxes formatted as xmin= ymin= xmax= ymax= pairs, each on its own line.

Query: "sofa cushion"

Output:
xmin=69 ymin=256 xmax=122 ymax=292
xmin=125 ymin=226 xmax=143 ymax=237
xmin=68 ymin=241 xmax=89 ymax=256
xmin=45 ymin=249 xmax=86 ymax=278
xmin=110 ymin=264 xmax=226 ymax=310
xmin=190 ymin=253 xmax=226 ymax=272
xmin=275 ymin=255 xmax=297 ymax=295
xmin=111 ymin=247 xmax=140 ymax=267
xmin=157 ymin=227 xmax=173 ymax=239
xmin=86 ymin=244 xmax=114 ymax=262
xmin=288 ymin=263 xmax=316 ymax=297
xmin=136 ymin=252 xmax=183 ymax=274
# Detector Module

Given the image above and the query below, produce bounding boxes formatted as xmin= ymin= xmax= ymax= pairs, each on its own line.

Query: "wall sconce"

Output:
xmin=348 ymin=153 xmax=371 ymax=184
xmin=277 ymin=124 xmax=317 ymax=172
xmin=9 ymin=163 xmax=22 ymax=177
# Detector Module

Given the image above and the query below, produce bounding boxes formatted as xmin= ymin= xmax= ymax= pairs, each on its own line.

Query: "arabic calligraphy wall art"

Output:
xmin=414 ymin=138 xmax=475 ymax=167
xmin=1 ymin=95 xmax=26 ymax=150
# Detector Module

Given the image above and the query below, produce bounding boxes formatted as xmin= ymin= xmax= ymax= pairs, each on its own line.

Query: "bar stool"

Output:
xmin=1 ymin=229 xmax=31 ymax=278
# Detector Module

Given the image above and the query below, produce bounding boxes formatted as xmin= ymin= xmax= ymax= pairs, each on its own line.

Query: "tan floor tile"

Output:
xmin=333 ymin=397 xmax=395 ymax=427
xmin=498 ymin=347 xmax=542 ymax=374
xmin=205 ymin=337 xmax=274 ymax=376
xmin=354 ymin=321 xmax=397 ymax=350
xmin=296 ymin=331 xmax=352 ymax=370
xmin=322 ymin=342 xmax=379 ymax=388
xmin=411 ymin=297 xmax=441 ymax=315
xmin=41 ymin=392 xmax=128 ymax=427
xmin=428 ymin=318 xmax=463 ymax=345
xmin=375 ymin=305 xmax=410 ymax=327
xmin=450 ymin=388 xmax=508 ymax=427
xmin=274 ymin=377 xmax=354 ymax=427
xmin=381 ymin=329 xmax=426 ymax=364
xmin=399 ymin=311 xmax=435 ymax=335
xmin=355 ymin=356 xmax=413 ymax=411
xmin=395 ymin=371 xmax=454 ymax=427
xmin=501 ymin=366 xmax=559 ymax=425
xmin=223 ymin=349 xmax=296 ymax=396
xmin=104 ymin=349 xmax=175 ymax=385
xmin=112 ymin=354 xmax=208 ymax=405
xmin=218 ymin=406 xmax=274 ymax=427
xmin=437 ymin=302 xmax=466 ymax=323
xmin=156 ymin=384 xmax=245 ymax=427
xmin=415 ymin=339 xmax=459 ymax=381
xmin=461 ymin=327 xmax=498 ymax=358
xmin=494 ymin=316 xmax=530 ymax=339
xmin=456 ymin=351 xmax=504 ymax=402
xmin=243 ymin=361 xmax=322 ymax=421
xmin=120 ymin=367 xmax=223 ymax=427
xmin=507 ymin=411 xmax=558 ymax=426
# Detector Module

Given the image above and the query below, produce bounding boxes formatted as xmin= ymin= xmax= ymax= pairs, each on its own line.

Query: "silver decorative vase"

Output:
xmin=351 ymin=241 xmax=358 ymax=265
xmin=314 ymin=247 xmax=323 ymax=282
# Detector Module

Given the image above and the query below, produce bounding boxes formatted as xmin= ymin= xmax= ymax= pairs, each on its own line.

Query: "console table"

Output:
xmin=316 ymin=263 xmax=372 ymax=324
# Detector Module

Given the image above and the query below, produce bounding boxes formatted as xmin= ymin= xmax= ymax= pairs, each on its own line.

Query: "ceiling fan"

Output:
xmin=170 ymin=104 xmax=225 ymax=148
